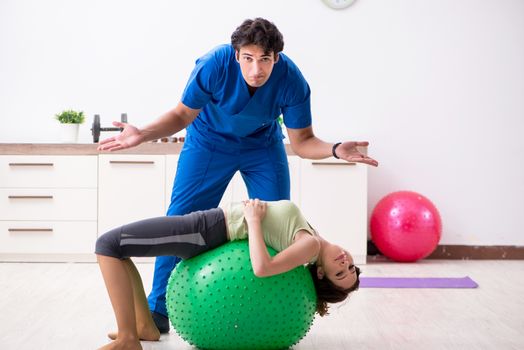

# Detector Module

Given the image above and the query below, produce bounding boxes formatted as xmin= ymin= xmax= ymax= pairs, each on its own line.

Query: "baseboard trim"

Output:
xmin=367 ymin=241 xmax=524 ymax=260
xmin=426 ymin=245 xmax=524 ymax=260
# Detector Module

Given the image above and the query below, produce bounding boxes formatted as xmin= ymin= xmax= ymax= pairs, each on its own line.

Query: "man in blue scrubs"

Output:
xmin=98 ymin=17 xmax=378 ymax=333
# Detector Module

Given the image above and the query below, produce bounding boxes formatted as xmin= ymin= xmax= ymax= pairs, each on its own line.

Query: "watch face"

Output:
xmin=322 ymin=0 xmax=356 ymax=9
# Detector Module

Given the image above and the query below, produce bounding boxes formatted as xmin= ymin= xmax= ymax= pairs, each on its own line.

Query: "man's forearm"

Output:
xmin=287 ymin=126 xmax=335 ymax=159
xmin=139 ymin=108 xmax=190 ymax=142
xmin=291 ymin=136 xmax=334 ymax=159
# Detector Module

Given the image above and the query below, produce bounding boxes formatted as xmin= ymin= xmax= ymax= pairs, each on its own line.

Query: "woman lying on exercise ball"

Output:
xmin=95 ymin=199 xmax=361 ymax=350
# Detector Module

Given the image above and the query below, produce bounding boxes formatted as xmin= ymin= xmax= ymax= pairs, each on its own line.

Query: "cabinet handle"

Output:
xmin=9 ymin=163 xmax=54 ymax=167
xmin=311 ymin=162 xmax=356 ymax=166
xmin=8 ymin=195 xmax=54 ymax=199
xmin=8 ymin=228 xmax=53 ymax=232
xmin=109 ymin=161 xmax=155 ymax=165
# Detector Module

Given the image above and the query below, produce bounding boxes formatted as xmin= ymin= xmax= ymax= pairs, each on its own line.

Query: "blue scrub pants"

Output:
xmin=147 ymin=134 xmax=290 ymax=317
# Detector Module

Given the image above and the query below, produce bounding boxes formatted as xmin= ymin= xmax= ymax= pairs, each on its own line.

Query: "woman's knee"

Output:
xmin=95 ymin=228 xmax=122 ymax=259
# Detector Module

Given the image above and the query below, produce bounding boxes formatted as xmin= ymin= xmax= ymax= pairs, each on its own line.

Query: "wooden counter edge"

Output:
xmin=0 ymin=143 xmax=299 ymax=156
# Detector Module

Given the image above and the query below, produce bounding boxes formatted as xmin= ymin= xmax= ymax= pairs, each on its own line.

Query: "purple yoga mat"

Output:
xmin=360 ymin=276 xmax=478 ymax=288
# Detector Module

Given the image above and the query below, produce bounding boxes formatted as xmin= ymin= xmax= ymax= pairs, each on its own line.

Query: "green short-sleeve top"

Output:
xmin=226 ymin=200 xmax=318 ymax=263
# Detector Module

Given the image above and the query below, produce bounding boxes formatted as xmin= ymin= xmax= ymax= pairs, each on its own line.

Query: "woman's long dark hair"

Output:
xmin=307 ymin=264 xmax=361 ymax=316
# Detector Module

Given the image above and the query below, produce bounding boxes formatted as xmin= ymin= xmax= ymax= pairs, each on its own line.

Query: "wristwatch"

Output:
xmin=332 ymin=142 xmax=342 ymax=159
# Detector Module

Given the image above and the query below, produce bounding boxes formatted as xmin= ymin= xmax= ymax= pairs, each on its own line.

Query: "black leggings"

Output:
xmin=94 ymin=208 xmax=228 ymax=260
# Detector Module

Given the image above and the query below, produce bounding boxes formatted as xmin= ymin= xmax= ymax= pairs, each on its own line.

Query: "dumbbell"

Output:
xmin=91 ymin=113 xmax=128 ymax=143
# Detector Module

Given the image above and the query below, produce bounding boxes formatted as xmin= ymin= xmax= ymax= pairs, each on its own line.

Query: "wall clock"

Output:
xmin=322 ymin=0 xmax=356 ymax=10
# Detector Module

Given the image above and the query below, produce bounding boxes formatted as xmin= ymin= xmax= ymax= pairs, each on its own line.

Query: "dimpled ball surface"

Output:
xmin=166 ymin=240 xmax=317 ymax=350
xmin=370 ymin=190 xmax=442 ymax=262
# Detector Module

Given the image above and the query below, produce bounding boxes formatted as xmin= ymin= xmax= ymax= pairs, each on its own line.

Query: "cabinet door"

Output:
xmin=165 ymin=155 xmax=179 ymax=210
xmin=299 ymin=159 xmax=368 ymax=264
xmin=98 ymin=155 xmax=166 ymax=235
xmin=288 ymin=156 xmax=301 ymax=204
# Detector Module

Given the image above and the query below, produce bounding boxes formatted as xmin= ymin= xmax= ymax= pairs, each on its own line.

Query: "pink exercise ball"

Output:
xmin=370 ymin=191 xmax=442 ymax=262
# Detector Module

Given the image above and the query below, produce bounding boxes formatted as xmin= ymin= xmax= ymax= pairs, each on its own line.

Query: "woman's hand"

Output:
xmin=243 ymin=199 xmax=267 ymax=225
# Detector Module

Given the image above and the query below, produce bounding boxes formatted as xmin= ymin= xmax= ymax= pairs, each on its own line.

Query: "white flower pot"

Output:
xmin=60 ymin=123 xmax=80 ymax=143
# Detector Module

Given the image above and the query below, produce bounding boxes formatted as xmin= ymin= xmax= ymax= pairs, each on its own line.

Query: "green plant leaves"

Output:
xmin=55 ymin=109 xmax=85 ymax=124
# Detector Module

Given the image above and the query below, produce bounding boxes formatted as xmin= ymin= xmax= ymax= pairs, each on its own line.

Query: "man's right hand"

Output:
xmin=97 ymin=121 xmax=144 ymax=151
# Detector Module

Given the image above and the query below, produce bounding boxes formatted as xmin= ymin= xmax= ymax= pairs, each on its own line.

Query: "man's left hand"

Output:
xmin=335 ymin=141 xmax=379 ymax=167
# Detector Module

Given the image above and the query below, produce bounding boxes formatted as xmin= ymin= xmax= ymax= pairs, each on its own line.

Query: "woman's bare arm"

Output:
xmin=243 ymin=199 xmax=319 ymax=277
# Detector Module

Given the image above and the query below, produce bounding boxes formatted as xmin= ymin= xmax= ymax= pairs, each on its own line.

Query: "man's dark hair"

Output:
xmin=231 ymin=18 xmax=284 ymax=56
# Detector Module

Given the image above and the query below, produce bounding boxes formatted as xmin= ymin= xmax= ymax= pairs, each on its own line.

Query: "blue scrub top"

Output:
xmin=181 ymin=44 xmax=312 ymax=148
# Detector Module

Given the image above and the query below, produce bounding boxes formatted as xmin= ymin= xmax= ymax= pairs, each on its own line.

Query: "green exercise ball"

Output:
xmin=166 ymin=240 xmax=317 ymax=350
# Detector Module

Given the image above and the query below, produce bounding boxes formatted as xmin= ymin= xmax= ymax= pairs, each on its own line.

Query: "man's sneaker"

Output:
xmin=151 ymin=311 xmax=170 ymax=334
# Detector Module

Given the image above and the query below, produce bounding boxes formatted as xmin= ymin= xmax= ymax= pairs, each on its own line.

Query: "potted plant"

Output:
xmin=55 ymin=109 xmax=85 ymax=143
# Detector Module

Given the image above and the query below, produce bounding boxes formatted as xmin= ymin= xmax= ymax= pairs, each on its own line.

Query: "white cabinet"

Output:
xmin=98 ymin=155 xmax=166 ymax=235
xmin=288 ymin=156 xmax=301 ymax=204
xmin=0 ymin=151 xmax=368 ymax=263
xmin=0 ymin=155 xmax=98 ymax=261
xmin=299 ymin=158 xmax=368 ymax=264
xmin=165 ymin=155 xmax=179 ymax=210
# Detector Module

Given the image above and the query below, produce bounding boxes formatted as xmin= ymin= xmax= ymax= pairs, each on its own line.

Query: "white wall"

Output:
xmin=1 ymin=0 xmax=523 ymax=246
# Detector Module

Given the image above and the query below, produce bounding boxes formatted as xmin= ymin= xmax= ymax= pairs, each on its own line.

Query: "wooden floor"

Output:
xmin=1 ymin=260 xmax=523 ymax=350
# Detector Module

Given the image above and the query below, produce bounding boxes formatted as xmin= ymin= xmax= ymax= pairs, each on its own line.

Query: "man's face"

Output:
xmin=236 ymin=44 xmax=279 ymax=88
